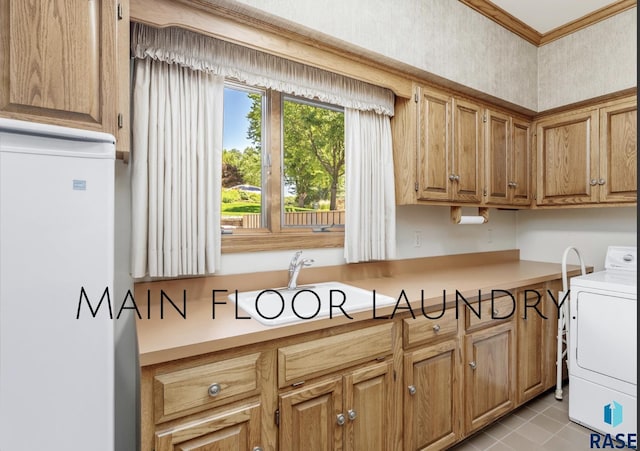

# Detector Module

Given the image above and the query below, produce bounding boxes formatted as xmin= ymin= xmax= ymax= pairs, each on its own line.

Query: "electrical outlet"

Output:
xmin=414 ymin=231 xmax=422 ymax=248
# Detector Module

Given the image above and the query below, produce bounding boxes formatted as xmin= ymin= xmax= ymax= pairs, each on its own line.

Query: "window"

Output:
xmin=221 ymin=84 xmax=345 ymax=252
xmin=282 ymin=96 xmax=345 ymax=228
xmin=221 ymin=84 xmax=266 ymax=230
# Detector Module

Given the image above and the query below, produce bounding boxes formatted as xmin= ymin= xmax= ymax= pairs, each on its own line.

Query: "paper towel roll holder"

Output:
xmin=450 ymin=206 xmax=489 ymax=224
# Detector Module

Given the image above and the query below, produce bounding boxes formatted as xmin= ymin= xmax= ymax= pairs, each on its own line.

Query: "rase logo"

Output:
xmin=604 ymin=401 xmax=623 ymax=428
xmin=589 ymin=401 xmax=637 ymax=449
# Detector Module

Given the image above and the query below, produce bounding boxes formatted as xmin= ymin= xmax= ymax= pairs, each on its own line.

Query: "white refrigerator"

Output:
xmin=0 ymin=118 xmax=115 ymax=450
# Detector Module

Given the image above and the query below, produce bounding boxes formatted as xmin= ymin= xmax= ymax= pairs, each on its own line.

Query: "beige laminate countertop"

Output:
xmin=136 ymin=254 xmax=585 ymax=366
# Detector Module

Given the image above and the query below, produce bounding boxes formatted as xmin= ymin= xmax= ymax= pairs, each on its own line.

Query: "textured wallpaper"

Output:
xmin=537 ymin=8 xmax=637 ymax=111
xmin=228 ymin=0 xmax=539 ymax=110
xmin=220 ymin=0 xmax=635 ymax=111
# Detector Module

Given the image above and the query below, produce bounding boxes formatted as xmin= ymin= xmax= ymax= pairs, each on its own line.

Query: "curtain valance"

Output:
xmin=131 ymin=23 xmax=394 ymax=116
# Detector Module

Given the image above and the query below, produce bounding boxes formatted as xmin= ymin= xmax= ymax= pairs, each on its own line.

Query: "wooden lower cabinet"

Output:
xmin=141 ymin=278 xmax=576 ymax=450
xmin=517 ymin=285 xmax=548 ymax=404
xmin=279 ymin=361 xmax=395 ymax=451
xmin=463 ymin=321 xmax=516 ymax=434
xmin=404 ymin=339 xmax=461 ymax=451
xmin=154 ymin=402 xmax=262 ymax=451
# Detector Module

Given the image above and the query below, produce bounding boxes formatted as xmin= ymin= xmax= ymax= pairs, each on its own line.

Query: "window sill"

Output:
xmin=221 ymin=230 xmax=344 ymax=253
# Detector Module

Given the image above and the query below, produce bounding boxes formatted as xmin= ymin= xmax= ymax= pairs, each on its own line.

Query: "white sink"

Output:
xmin=229 ymin=281 xmax=396 ymax=326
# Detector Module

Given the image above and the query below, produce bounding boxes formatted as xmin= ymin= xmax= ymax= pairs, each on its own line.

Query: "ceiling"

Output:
xmin=489 ymin=0 xmax=622 ymax=33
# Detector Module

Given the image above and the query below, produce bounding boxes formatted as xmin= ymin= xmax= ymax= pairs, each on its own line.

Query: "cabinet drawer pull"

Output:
xmin=348 ymin=409 xmax=357 ymax=421
xmin=408 ymin=385 xmax=417 ymax=396
xmin=590 ymin=179 xmax=598 ymax=186
xmin=433 ymin=324 xmax=441 ymax=332
xmin=469 ymin=361 xmax=477 ymax=370
xmin=207 ymin=383 xmax=221 ymax=397
xmin=337 ymin=413 xmax=346 ymax=426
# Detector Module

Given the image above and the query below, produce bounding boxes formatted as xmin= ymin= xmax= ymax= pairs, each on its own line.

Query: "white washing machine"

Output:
xmin=569 ymin=246 xmax=637 ymax=438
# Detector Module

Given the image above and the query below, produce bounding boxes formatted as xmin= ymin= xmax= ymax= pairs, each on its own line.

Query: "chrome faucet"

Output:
xmin=287 ymin=250 xmax=314 ymax=290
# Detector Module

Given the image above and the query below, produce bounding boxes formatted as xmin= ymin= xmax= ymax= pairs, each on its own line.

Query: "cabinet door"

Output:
xmin=517 ymin=286 xmax=546 ymax=404
xmin=0 ymin=0 xmax=123 ymax=148
xmin=485 ymin=110 xmax=511 ymax=205
xmin=344 ymin=361 xmax=394 ymax=451
xmin=416 ymin=86 xmax=452 ymax=201
xmin=511 ymin=119 xmax=532 ymax=205
xmin=536 ymin=109 xmax=599 ymax=205
xmin=279 ymin=377 xmax=343 ymax=451
xmin=154 ymin=402 xmax=262 ymax=451
xmin=453 ymin=98 xmax=483 ymax=202
xmin=404 ymin=340 xmax=460 ymax=451
xmin=464 ymin=322 xmax=515 ymax=434
xmin=598 ymin=99 xmax=637 ymax=203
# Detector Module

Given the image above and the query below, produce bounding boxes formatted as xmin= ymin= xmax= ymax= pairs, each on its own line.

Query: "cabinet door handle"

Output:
xmin=469 ymin=361 xmax=477 ymax=370
xmin=348 ymin=409 xmax=357 ymax=421
xmin=449 ymin=174 xmax=456 ymax=181
xmin=408 ymin=385 xmax=417 ymax=395
xmin=336 ymin=413 xmax=346 ymax=426
xmin=208 ymin=383 xmax=221 ymax=397
xmin=433 ymin=324 xmax=441 ymax=332
xmin=590 ymin=179 xmax=598 ymax=186
xmin=598 ymin=179 xmax=606 ymax=185
xmin=253 ymin=447 xmax=263 ymax=451
xmin=493 ymin=309 xmax=499 ymax=317
xmin=508 ymin=181 xmax=517 ymax=188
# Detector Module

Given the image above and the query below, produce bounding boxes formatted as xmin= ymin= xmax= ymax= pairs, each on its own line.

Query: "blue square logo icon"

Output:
xmin=603 ymin=401 xmax=623 ymax=427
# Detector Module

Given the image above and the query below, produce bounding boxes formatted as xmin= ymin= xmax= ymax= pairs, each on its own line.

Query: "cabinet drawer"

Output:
xmin=153 ymin=353 xmax=261 ymax=423
xmin=278 ymin=323 xmax=394 ymax=387
xmin=465 ymin=296 xmax=515 ymax=331
xmin=403 ymin=307 xmax=458 ymax=347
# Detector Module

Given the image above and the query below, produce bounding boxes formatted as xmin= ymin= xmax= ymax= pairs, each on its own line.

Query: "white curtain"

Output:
xmin=131 ymin=23 xmax=394 ymax=116
xmin=131 ymin=58 xmax=224 ymax=278
xmin=344 ymin=109 xmax=396 ymax=263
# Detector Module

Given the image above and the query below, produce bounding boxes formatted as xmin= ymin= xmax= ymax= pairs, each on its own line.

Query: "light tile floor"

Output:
xmin=449 ymin=384 xmax=605 ymax=450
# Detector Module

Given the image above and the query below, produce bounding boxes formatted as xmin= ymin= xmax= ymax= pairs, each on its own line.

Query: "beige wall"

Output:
xmin=218 ymin=1 xmax=636 ymax=112
xmin=516 ymin=207 xmax=637 ymax=271
xmin=221 ymin=0 xmax=539 ymax=110
xmin=537 ymin=8 xmax=637 ymax=111
xmin=217 ymin=205 xmax=518 ymax=275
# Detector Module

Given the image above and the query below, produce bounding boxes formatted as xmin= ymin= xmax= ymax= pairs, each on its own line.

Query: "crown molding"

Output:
xmin=459 ymin=0 xmax=637 ymax=46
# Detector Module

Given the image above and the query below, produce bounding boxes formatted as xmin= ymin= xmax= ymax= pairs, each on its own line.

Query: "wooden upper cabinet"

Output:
xmin=599 ymin=98 xmax=637 ymax=203
xmin=485 ymin=111 xmax=531 ymax=206
xmin=536 ymin=108 xmax=599 ymax=205
xmin=0 ymin=0 xmax=129 ymax=157
xmin=452 ymin=98 xmax=483 ymax=203
xmin=412 ymin=86 xmax=483 ymax=203
xmin=536 ymin=96 xmax=637 ymax=206
xmin=511 ymin=118 xmax=532 ymax=205
xmin=485 ymin=110 xmax=510 ymax=204
xmin=416 ymin=86 xmax=452 ymax=201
